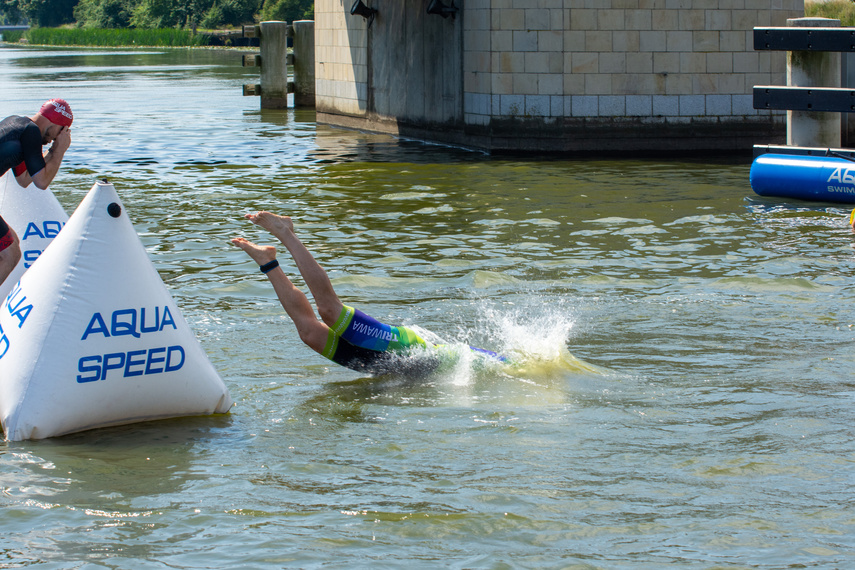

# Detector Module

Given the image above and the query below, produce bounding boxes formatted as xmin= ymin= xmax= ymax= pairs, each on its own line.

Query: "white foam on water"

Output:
xmin=403 ymin=295 xmax=609 ymax=398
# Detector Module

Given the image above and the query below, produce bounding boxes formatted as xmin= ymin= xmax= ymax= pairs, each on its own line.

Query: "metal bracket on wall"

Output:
xmin=426 ymin=0 xmax=458 ymax=19
xmin=350 ymin=0 xmax=377 ymax=28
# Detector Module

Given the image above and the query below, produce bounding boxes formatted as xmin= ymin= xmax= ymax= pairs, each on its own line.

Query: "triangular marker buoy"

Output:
xmin=0 ymin=180 xmax=233 ymax=440
xmin=0 ymin=171 xmax=69 ymax=302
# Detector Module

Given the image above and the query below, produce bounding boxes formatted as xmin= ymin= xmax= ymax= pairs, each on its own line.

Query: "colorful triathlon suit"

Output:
xmin=321 ymin=305 xmax=506 ymax=375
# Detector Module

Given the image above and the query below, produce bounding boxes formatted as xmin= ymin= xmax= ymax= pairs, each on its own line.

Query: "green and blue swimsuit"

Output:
xmin=321 ymin=305 xmax=505 ymax=374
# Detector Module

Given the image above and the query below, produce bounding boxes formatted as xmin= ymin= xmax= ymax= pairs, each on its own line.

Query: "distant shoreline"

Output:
xmin=0 ymin=27 xmax=261 ymax=49
xmin=1 ymin=41 xmax=259 ymax=52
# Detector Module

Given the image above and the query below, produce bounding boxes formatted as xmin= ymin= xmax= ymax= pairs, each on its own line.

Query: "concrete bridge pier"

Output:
xmin=259 ymin=21 xmax=290 ymax=109
xmin=787 ymin=17 xmax=842 ymax=149
xmin=292 ymin=20 xmax=316 ymax=108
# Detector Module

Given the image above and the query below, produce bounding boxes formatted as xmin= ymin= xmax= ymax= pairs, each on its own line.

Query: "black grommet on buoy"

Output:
xmin=107 ymin=202 xmax=122 ymax=218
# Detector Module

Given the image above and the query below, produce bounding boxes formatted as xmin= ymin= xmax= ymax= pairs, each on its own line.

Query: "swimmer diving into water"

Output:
xmin=232 ymin=212 xmax=505 ymax=374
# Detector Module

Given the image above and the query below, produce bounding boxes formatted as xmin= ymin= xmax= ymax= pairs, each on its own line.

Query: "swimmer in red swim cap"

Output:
xmin=1 ymin=98 xmax=73 ymax=187
xmin=0 ymin=99 xmax=74 ymax=288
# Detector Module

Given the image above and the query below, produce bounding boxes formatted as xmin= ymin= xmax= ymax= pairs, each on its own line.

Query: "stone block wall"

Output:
xmin=314 ymin=0 xmax=806 ymax=153
xmin=462 ymin=0 xmax=801 ymax=127
xmin=314 ymin=0 xmax=369 ymax=116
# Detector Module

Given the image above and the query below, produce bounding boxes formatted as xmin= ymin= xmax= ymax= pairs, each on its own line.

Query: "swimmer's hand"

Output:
xmin=49 ymin=126 xmax=71 ymax=155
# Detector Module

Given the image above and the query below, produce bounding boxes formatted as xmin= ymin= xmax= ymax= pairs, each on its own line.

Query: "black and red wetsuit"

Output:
xmin=0 ymin=116 xmax=45 ymax=252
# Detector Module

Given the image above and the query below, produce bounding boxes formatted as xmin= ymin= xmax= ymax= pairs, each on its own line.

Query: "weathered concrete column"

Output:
xmin=787 ymin=17 xmax=841 ymax=148
xmin=292 ymin=20 xmax=315 ymax=108
xmin=260 ymin=21 xmax=289 ymax=109
xmin=843 ymin=51 xmax=855 ymax=146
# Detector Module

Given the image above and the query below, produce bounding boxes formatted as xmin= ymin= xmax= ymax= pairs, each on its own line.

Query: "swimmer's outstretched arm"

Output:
xmin=231 ymin=236 xmax=329 ymax=355
xmin=244 ymin=211 xmax=344 ymax=327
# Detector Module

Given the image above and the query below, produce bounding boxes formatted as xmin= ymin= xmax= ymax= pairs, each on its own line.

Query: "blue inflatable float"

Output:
xmin=749 ymin=153 xmax=855 ymax=203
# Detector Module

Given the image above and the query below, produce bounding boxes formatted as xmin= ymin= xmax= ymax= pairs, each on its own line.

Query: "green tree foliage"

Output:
xmin=128 ymin=0 xmax=189 ymax=28
xmin=7 ymin=0 xmax=77 ymax=26
xmin=259 ymin=0 xmax=312 ymax=23
xmin=805 ymin=0 xmax=855 ymax=27
xmin=1 ymin=0 xmax=26 ymax=24
xmin=1 ymin=0 xmax=313 ymax=29
xmin=199 ymin=0 xmax=260 ymax=28
xmin=129 ymin=0 xmax=266 ymax=29
xmin=74 ymin=0 xmax=132 ymax=28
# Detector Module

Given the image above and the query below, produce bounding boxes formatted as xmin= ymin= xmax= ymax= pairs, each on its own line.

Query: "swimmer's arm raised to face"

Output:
xmin=17 ymin=127 xmax=71 ymax=190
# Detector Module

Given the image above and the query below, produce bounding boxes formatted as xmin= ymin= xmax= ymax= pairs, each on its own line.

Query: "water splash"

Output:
xmin=477 ymin=299 xmax=576 ymax=361
xmin=407 ymin=295 xmax=608 ymax=388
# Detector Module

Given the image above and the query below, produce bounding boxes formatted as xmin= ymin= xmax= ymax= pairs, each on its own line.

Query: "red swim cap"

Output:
xmin=39 ymin=99 xmax=73 ymax=127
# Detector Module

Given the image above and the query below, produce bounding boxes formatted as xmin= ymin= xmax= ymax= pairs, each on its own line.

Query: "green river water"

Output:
xmin=0 ymin=45 xmax=853 ymax=568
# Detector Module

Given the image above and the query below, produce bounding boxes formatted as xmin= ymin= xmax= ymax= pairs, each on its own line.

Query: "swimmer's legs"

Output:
xmin=245 ymin=212 xmax=344 ymax=326
xmin=0 ymin=227 xmax=21 ymax=289
xmin=231 ymin=237 xmax=329 ymax=355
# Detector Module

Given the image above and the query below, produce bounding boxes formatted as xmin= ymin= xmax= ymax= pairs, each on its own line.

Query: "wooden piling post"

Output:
xmin=241 ymin=20 xmax=314 ymax=109
xmin=292 ymin=20 xmax=316 ymax=108
xmin=259 ymin=21 xmax=290 ymax=109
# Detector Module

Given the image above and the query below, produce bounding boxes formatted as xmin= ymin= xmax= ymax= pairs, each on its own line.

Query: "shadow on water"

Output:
xmin=1 ymin=415 xmax=235 ymax=501
xmin=309 ymin=119 xmax=753 ymax=169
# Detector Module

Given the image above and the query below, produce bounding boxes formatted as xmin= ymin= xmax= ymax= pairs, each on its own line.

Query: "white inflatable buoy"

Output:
xmin=0 ymin=180 xmax=233 ymax=440
xmin=0 ymin=171 xmax=69 ymax=302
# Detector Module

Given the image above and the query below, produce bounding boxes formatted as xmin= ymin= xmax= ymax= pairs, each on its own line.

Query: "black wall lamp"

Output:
xmin=351 ymin=0 xmax=377 ymax=28
xmin=427 ymin=0 xmax=458 ymax=19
